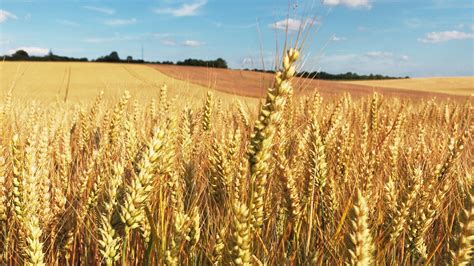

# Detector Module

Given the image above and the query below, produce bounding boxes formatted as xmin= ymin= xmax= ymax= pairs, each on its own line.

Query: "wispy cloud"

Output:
xmin=83 ymin=6 xmax=115 ymax=15
xmin=210 ymin=20 xmax=257 ymax=30
xmin=404 ymin=18 xmax=423 ymax=29
xmin=153 ymin=33 xmax=192 ymax=46
xmin=322 ymin=0 xmax=371 ymax=9
xmin=83 ymin=35 xmax=139 ymax=43
xmin=418 ymin=31 xmax=474 ymax=43
xmin=183 ymin=40 xmax=205 ymax=47
xmin=0 ymin=38 xmax=11 ymax=45
xmin=365 ymin=51 xmax=393 ymax=59
xmin=154 ymin=0 xmax=207 ymax=17
xmin=269 ymin=18 xmax=313 ymax=31
xmin=0 ymin=10 xmax=18 ymax=23
xmin=104 ymin=18 xmax=137 ymax=26
xmin=7 ymin=47 xmax=49 ymax=56
xmin=161 ymin=39 xmax=177 ymax=46
xmin=152 ymin=33 xmax=172 ymax=39
xmin=422 ymin=2 xmax=474 ymax=10
xmin=364 ymin=51 xmax=409 ymax=61
xmin=330 ymin=35 xmax=347 ymax=41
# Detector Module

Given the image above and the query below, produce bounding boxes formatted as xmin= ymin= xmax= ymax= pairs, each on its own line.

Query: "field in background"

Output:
xmin=345 ymin=77 xmax=474 ymax=96
xmin=1 ymin=62 xmax=470 ymax=103
xmin=151 ymin=64 xmax=470 ymax=99
xmin=0 ymin=62 xmax=256 ymax=105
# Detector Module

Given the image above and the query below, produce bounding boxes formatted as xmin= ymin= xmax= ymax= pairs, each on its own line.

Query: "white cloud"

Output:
xmin=269 ymin=18 xmax=312 ymax=31
xmin=322 ymin=0 xmax=371 ymax=9
xmin=161 ymin=39 xmax=176 ymax=46
xmin=366 ymin=51 xmax=393 ymax=58
xmin=0 ymin=10 xmax=18 ymax=23
xmin=319 ymin=51 xmax=414 ymax=76
xmin=104 ymin=18 xmax=137 ymax=26
xmin=183 ymin=40 xmax=205 ymax=47
xmin=8 ymin=47 xmax=49 ymax=56
xmin=418 ymin=31 xmax=474 ymax=43
xmin=83 ymin=6 xmax=115 ymax=15
xmin=154 ymin=0 xmax=207 ymax=17
xmin=331 ymin=35 xmax=347 ymax=41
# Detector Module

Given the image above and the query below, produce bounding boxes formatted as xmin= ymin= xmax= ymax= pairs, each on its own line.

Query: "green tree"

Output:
xmin=108 ymin=51 xmax=120 ymax=62
xmin=12 ymin=50 xmax=29 ymax=58
xmin=215 ymin=58 xmax=227 ymax=68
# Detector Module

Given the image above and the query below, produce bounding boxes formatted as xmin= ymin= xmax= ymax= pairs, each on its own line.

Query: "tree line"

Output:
xmin=297 ymin=70 xmax=409 ymax=80
xmin=176 ymin=58 xmax=227 ymax=68
xmin=4 ymin=50 xmax=228 ymax=69
xmin=4 ymin=50 xmax=88 ymax=62
xmin=3 ymin=50 xmax=408 ymax=80
xmin=246 ymin=68 xmax=408 ymax=80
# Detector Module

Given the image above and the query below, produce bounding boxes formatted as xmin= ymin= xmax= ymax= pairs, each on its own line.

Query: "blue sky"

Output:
xmin=0 ymin=0 xmax=473 ymax=77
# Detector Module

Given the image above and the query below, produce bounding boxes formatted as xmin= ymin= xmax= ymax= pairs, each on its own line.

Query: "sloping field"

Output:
xmin=1 ymin=62 xmax=469 ymax=105
xmin=0 ymin=62 xmax=255 ymax=104
xmin=151 ymin=64 xmax=469 ymax=99
xmin=344 ymin=77 xmax=473 ymax=96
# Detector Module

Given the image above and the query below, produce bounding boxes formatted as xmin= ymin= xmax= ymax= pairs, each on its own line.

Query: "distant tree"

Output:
xmin=126 ymin=56 xmax=133 ymax=62
xmin=96 ymin=51 xmax=120 ymax=62
xmin=214 ymin=58 xmax=228 ymax=68
xmin=108 ymin=51 xmax=120 ymax=62
xmin=12 ymin=50 xmax=29 ymax=58
xmin=176 ymin=58 xmax=228 ymax=69
xmin=47 ymin=50 xmax=55 ymax=61
xmin=3 ymin=50 xmax=89 ymax=62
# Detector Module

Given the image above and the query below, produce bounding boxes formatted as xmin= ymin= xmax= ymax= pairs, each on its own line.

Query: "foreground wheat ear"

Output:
xmin=247 ymin=48 xmax=299 ymax=233
xmin=450 ymin=182 xmax=474 ymax=265
xmin=0 ymin=48 xmax=471 ymax=265
xmin=346 ymin=189 xmax=374 ymax=265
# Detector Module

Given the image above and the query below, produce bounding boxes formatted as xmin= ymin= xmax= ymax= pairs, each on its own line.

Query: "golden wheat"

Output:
xmin=0 ymin=48 xmax=471 ymax=265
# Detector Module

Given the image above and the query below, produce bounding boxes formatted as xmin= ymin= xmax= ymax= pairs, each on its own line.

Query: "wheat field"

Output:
xmin=0 ymin=61 xmax=256 ymax=105
xmin=345 ymin=77 xmax=474 ymax=96
xmin=0 ymin=49 xmax=473 ymax=265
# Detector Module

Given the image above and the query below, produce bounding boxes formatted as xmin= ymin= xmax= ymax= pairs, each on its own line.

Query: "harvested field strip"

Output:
xmin=150 ymin=64 xmax=469 ymax=100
